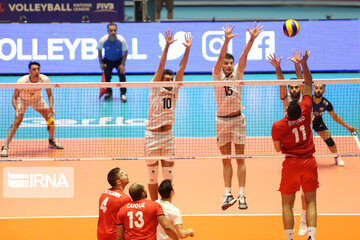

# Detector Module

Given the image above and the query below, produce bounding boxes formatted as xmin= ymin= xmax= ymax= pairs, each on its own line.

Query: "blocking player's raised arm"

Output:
xmin=213 ymin=24 xmax=238 ymax=76
xmin=175 ymin=32 xmax=193 ymax=82
xmin=298 ymin=50 xmax=312 ymax=96
xmin=267 ymin=53 xmax=287 ymax=99
xmin=288 ymin=48 xmax=303 ymax=80
xmin=238 ymin=21 xmax=263 ymax=73
xmin=153 ymin=30 xmax=176 ymax=82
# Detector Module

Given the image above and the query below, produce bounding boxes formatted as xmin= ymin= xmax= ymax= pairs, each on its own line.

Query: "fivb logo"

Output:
xmin=246 ymin=31 xmax=275 ymax=60
xmin=95 ymin=3 xmax=116 ymax=12
xmin=3 ymin=167 xmax=74 ymax=198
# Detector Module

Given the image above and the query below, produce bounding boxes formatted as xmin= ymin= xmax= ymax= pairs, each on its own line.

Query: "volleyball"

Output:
xmin=283 ymin=19 xmax=300 ymax=37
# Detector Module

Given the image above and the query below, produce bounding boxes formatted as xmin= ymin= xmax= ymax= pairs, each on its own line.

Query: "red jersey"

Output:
xmin=117 ymin=199 xmax=164 ymax=240
xmin=97 ymin=188 xmax=131 ymax=240
xmin=272 ymin=95 xmax=316 ymax=158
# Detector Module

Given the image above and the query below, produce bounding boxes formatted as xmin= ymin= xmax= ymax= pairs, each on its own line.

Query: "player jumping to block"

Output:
xmin=145 ymin=30 xmax=193 ymax=201
xmin=1 ymin=62 xmax=63 ymax=158
xmin=213 ymin=22 xmax=263 ymax=210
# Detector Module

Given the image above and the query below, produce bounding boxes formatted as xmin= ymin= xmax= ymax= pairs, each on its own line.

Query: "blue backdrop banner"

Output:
xmin=0 ymin=0 xmax=124 ymax=23
xmin=0 ymin=20 xmax=359 ymax=74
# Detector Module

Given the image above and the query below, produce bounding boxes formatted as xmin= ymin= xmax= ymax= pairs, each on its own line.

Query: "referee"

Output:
xmin=98 ymin=23 xmax=128 ymax=102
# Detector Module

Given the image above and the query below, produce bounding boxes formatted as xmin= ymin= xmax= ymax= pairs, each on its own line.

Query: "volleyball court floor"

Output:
xmin=0 ymin=73 xmax=359 ymax=239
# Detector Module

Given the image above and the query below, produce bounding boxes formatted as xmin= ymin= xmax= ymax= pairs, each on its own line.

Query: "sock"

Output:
xmin=301 ymin=209 xmax=307 ymax=221
xmin=225 ymin=187 xmax=231 ymax=196
xmin=239 ymin=187 xmax=245 ymax=196
xmin=308 ymin=227 xmax=316 ymax=239
xmin=284 ymin=229 xmax=294 ymax=240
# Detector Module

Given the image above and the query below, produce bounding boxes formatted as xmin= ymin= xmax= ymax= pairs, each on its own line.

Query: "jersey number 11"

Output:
xmin=292 ymin=125 xmax=307 ymax=143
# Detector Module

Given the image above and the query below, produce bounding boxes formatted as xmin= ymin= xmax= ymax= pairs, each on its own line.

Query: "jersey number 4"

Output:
xmin=292 ymin=125 xmax=307 ymax=143
xmin=127 ymin=211 xmax=145 ymax=228
xmin=100 ymin=197 xmax=109 ymax=213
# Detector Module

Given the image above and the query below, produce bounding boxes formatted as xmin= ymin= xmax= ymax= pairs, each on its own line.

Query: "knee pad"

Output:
xmin=47 ymin=117 xmax=55 ymax=127
xmin=162 ymin=167 xmax=173 ymax=181
xmin=148 ymin=165 xmax=159 ymax=185
xmin=324 ymin=137 xmax=335 ymax=147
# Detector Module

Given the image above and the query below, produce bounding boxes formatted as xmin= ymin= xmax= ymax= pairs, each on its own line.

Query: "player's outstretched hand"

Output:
xmin=163 ymin=29 xmax=177 ymax=46
xmin=298 ymin=49 xmax=310 ymax=64
xmin=247 ymin=21 xmax=263 ymax=39
xmin=288 ymin=48 xmax=301 ymax=64
xmin=348 ymin=126 xmax=359 ymax=136
xmin=267 ymin=53 xmax=282 ymax=68
xmin=222 ymin=23 xmax=238 ymax=41
xmin=183 ymin=32 xmax=193 ymax=48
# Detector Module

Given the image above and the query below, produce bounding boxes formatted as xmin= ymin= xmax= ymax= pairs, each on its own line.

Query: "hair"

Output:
xmin=163 ymin=69 xmax=174 ymax=77
xmin=287 ymin=101 xmax=302 ymax=120
xmin=107 ymin=167 xmax=120 ymax=187
xmin=315 ymin=83 xmax=326 ymax=89
xmin=28 ymin=61 xmax=40 ymax=69
xmin=225 ymin=53 xmax=234 ymax=61
xmin=107 ymin=22 xmax=117 ymax=30
xmin=158 ymin=179 xmax=173 ymax=199
xmin=129 ymin=183 xmax=145 ymax=201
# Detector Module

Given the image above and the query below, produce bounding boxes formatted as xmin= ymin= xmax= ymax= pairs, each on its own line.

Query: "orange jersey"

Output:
xmin=97 ymin=188 xmax=131 ymax=240
xmin=272 ymin=95 xmax=316 ymax=158
xmin=117 ymin=199 xmax=164 ymax=240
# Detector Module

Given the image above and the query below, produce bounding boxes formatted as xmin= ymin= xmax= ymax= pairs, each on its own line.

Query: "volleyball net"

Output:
xmin=0 ymin=79 xmax=359 ymax=161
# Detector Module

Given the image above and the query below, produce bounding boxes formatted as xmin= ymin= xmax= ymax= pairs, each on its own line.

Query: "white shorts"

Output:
xmin=216 ymin=113 xmax=246 ymax=147
xmin=145 ymin=129 xmax=175 ymax=165
xmin=17 ymin=97 xmax=49 ymax=115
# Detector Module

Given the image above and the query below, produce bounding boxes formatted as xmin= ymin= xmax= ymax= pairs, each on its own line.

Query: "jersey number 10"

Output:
xmin=163 ymin=98 xmax=172 ymax=109
xmin=292 ymin=125 xmax=307 ymax=143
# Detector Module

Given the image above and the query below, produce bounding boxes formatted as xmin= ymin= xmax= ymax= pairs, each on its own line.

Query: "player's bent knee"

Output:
xmin=162 ymin=166 xmax=173 ymax=180
xmin=324 ymin=137 xmax=335 ymax=147
xmin=148 ymin=165 xmax=159 ymax=184
xmin=47 ymin=117 xmax=55 ymax=127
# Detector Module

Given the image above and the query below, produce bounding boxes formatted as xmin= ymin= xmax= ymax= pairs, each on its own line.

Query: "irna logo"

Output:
xmin=3 ymin=167 xmax=74 ymax=198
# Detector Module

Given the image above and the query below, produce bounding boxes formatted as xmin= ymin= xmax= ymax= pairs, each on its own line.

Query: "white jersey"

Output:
xmin=156 ymin=200 xmax=182 ymax=240
xmin=281 ymin=92 xmax=303 ymax=115
xmin=146 ymin=86 xmax=180 ymax=130
xmin=17 ymin=74 xmax=50 ymax=101
xmin=213 ymin=64 xmax=244 ymax=116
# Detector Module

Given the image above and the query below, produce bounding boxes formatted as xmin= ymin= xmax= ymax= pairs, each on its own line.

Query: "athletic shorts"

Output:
xmin=279 ymin=156 xmax=319 ymax=194
xmin=145 ymin=129 xmax=175 ymax=164
xmin=156 ymin=0 xmax=174 ymax=11
xmin=17 ymin=97 xmax=49 ymax=115
xmin=312 ymin=118 xmax=328 ymax=131
xmin=216 ymin=113 xmax=246 ymax=147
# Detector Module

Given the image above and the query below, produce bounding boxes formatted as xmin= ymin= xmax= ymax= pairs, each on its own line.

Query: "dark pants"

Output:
xmin=103 ymin=58 xmax=126 ymax=95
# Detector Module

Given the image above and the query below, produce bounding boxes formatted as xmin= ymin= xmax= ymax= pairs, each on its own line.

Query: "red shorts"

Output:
xmin=279 ymin=156 xmax=319 ymax=194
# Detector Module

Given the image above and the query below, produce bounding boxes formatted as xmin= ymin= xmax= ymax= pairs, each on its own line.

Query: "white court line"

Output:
xmin=1 ymin=213 xmax=360 ymax=219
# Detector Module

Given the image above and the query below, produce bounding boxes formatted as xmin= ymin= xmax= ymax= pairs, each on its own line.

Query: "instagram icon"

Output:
xmin=202 ymin=31 xmax=233 ymax=61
